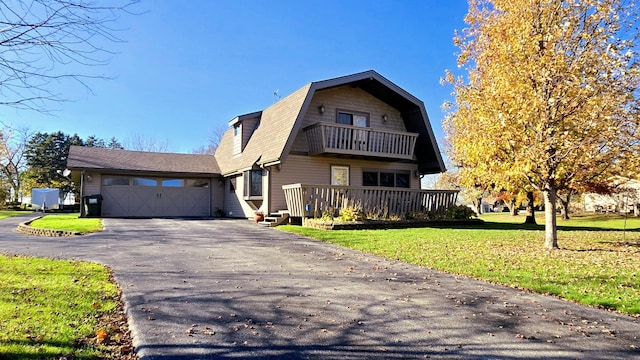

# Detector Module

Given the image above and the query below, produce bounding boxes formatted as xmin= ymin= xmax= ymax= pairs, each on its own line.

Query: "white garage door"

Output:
xmin=101 ymin=176 xmax=210 ymax=217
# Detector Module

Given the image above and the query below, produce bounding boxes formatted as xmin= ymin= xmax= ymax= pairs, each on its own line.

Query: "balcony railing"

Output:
xmin=304 ymin=123 xmax=418 ymax=159
xmin=282 ymin=183 xmax=458 ymax=218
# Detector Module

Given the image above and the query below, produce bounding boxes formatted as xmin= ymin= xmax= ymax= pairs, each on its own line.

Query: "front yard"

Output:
xmin=280 ymin=213 xmax=640 ymax=315
xmin=0 ymin=255 xmax=135 ymax=359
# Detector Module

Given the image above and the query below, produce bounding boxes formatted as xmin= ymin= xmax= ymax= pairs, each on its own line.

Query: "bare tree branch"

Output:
xmin=0 ymin=0 xmax=138 ymax=113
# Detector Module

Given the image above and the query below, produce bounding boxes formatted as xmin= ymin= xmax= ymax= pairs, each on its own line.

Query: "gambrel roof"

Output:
xmin=215 ymin=70 xmax=445 ymax=175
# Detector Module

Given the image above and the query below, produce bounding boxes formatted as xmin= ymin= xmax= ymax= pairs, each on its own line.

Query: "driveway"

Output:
xmin=1 ymin=216 xmax=639 ymax=359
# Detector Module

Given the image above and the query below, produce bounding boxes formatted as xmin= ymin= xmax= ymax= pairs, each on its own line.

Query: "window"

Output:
xmin=243 ymin=170 xmax=262 ymax=198
xmin=186 ymin=179 xmax=209 ymax=188
xmin=331 ymin=165 xmax=349 ymax=186
xmin=396 ymin=173 xmax=410 ymax=188
xmin=337 ymin=110 xmax=369 ymax=127
xmin=102 ymin=176 xmax=129 ymax=186
xmin=162 ymin=179 xmax=185 ymax=187
xmin=362 ymin=171 xmax=378 ymax=186
xmin=133 ymin=177 xmax=157 ymax=187
xmin=233 ymin=124 xmax=240 ymax=136
xmin=362 ymin=170 xmax=410 ymax=188
xmin=380 ymin=172 xmax=395 ymax=187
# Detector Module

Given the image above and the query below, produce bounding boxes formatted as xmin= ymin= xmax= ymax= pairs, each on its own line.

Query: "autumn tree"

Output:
xmin=444 ymin=0 xmax=640 ymax=249
xmin=0 ymin=126 xmax=34 ymax=203
xmin=0 ymin=0 xmax=136 ymax=112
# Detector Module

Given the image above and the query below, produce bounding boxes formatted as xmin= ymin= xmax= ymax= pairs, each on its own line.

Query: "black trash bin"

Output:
xmin=83 ymin=194 xmax=103 ymax=217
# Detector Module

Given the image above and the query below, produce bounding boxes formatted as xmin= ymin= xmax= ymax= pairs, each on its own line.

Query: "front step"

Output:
xmin=258 ymin=210 xmax=290 ymax=227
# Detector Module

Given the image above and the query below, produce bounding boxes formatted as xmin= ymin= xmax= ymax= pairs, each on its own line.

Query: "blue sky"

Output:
xmin=3 ymin=0 xmax=468 ymax=154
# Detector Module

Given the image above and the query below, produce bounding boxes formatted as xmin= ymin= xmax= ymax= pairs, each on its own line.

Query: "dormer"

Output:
xmin=229 ymin=111 xmax=262 ymax=156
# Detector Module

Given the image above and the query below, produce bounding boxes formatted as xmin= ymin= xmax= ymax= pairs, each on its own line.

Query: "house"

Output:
xmin=582 ymin=177 xmax=640 ymax=215
xmin=68 ymin=70 xmax=456 ymax=220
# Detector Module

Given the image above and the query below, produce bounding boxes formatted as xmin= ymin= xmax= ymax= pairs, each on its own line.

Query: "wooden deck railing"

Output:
xmin=282 ymin=183 xmax=458 ymax=218
xmin=304 ymin=123 xmax=418 ymax=159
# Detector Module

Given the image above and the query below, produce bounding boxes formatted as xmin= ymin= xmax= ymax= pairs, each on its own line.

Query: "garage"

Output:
xmin=101 ymin=176 xmax=211 ymax=217
xmin=67 ymin=146 xmax=222 ymax=218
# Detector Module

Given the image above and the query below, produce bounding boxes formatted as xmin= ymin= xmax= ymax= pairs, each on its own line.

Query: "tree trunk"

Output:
xmin=544 ymin=188 xmax=559 ymax=249
xmin=509 ymin=199 xmax=518 ymax=216
xmin=475 ymin=198 xmax=482 ymax=215
xmin=559 ymin=197 xmax=570 ymax=220
xmin=524 ymin=191 xmax=537 ymax=224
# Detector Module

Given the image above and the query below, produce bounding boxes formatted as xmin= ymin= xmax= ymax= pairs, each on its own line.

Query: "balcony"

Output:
xmin=304 ymin=123 xmax=418 ymax=159
xmin=282 ymin=183 xmax=458 ymax=218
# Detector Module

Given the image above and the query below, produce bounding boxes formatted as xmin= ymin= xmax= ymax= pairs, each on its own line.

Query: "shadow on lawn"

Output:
xmin=430 ymin=221 xmax=640 ymax=233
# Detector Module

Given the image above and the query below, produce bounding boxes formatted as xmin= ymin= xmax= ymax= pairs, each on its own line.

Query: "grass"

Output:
xmin=28 ymin=213 xmax=103 ymax=234
xmin=0 ymin=255 xmax=134 ymax=359
xmin=0 ymin=210 xmax=31 ymax=219
xmin=279 ymin=213 xmax=640 ymax=315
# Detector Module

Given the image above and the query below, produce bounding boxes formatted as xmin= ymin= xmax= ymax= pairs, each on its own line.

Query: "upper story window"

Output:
xmin=337 ymin=110 xmax=368 ymax=127
xmin=233 ymin=124 xmax=241 ymax=136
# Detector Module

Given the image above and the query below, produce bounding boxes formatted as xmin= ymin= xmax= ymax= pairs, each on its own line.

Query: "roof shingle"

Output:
xmin=67 ymin=146 xmax=219 ymax=175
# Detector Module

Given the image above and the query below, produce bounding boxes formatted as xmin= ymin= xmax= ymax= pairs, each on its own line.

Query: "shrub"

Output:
xmin=443 ymin=205 xmax=477 ymax=220
xmin=339 ymin=206 xmax=365 ymax=222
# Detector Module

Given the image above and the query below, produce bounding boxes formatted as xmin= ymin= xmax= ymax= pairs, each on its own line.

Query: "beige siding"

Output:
xmin=83 ymin=172 xmax=101 ymax=195
xmin=223 ymin=175 xmax=244 ymax=217
xmin=291 ymin=86 xmax=405 ymax=153
xmin=269 ymin=155 xmax=419 ymax=212
xmin=210 ymin=178 xmax=225 ymax=215
xmin=223 ymin=174 xmax=263 ymax=218
xmin=233 ymin=124 xmax=241 ymax=156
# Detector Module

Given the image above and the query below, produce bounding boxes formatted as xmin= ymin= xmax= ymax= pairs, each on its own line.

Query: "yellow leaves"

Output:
xmin=95 ymin=329 xmax=108 ymax=344
xmin=444 ymin=0 xmax=640 ymax=194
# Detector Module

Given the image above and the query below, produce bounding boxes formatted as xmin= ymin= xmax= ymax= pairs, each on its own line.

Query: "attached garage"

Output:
xmin=101 ymin=176 xmax=211 ymax=217
xmin=67 ymin=146 xmax=222 ymax=218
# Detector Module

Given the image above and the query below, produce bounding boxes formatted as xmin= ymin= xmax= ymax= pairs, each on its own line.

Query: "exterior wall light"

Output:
xmin=382 ymin=114 xmax=388 ymax=122
xmin=319 ymin=105 xmax=325 ymax=114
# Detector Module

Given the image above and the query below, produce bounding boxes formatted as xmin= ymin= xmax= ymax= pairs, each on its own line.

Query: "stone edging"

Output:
xmin=16 ymin=216 xmax=80 ymax=237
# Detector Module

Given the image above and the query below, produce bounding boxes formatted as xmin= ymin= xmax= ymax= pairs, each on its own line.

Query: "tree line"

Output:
xmin=1 ymin=126 xmax=224 ymax=207
xmin=2 ymin=129 xmax=124 ymax=206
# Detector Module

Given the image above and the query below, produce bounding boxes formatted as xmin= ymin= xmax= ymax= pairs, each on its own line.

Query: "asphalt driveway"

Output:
xmin=1 ymin=215 xmax=639 ymax=359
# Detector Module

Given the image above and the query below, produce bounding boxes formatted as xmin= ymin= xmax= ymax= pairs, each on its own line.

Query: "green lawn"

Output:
xmin=279 ymin=213 xmax=640 ymax=314
xmin=0 ymin=255 xmax=134 ymax=358
xmin=0 ymin=210 xmax=31 ymax=219
xmin=28 ymin=213 xmax=103 ymax=234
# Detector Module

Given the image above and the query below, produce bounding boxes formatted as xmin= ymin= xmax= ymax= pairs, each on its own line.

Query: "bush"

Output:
xmin=444 ymin=205 xmax=477 ymax=220
xmin=339 ymin=206 xmax=365 ymax=222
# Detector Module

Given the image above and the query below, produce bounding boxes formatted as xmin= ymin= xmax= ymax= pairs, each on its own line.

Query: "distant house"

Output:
xmin=583 ymin=178 xmax=640 ymax=215
xmin=68 ymin=70 xmax=456 ymax=221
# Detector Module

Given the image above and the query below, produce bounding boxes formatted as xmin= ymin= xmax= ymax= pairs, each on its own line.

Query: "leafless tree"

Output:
xmin=191 ymin=126 xmax=226 ymax=155
xmin=124 ymin=132 xmax=170 ymax=153
xmin=0 ymin=0 xmax=137 ymax=112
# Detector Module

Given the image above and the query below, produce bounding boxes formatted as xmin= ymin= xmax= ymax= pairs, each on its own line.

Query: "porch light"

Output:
xmin=319 ymin=105 xmax=325 ymax=114
xmin=382 ymin=114 xmax=388 ymax=122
